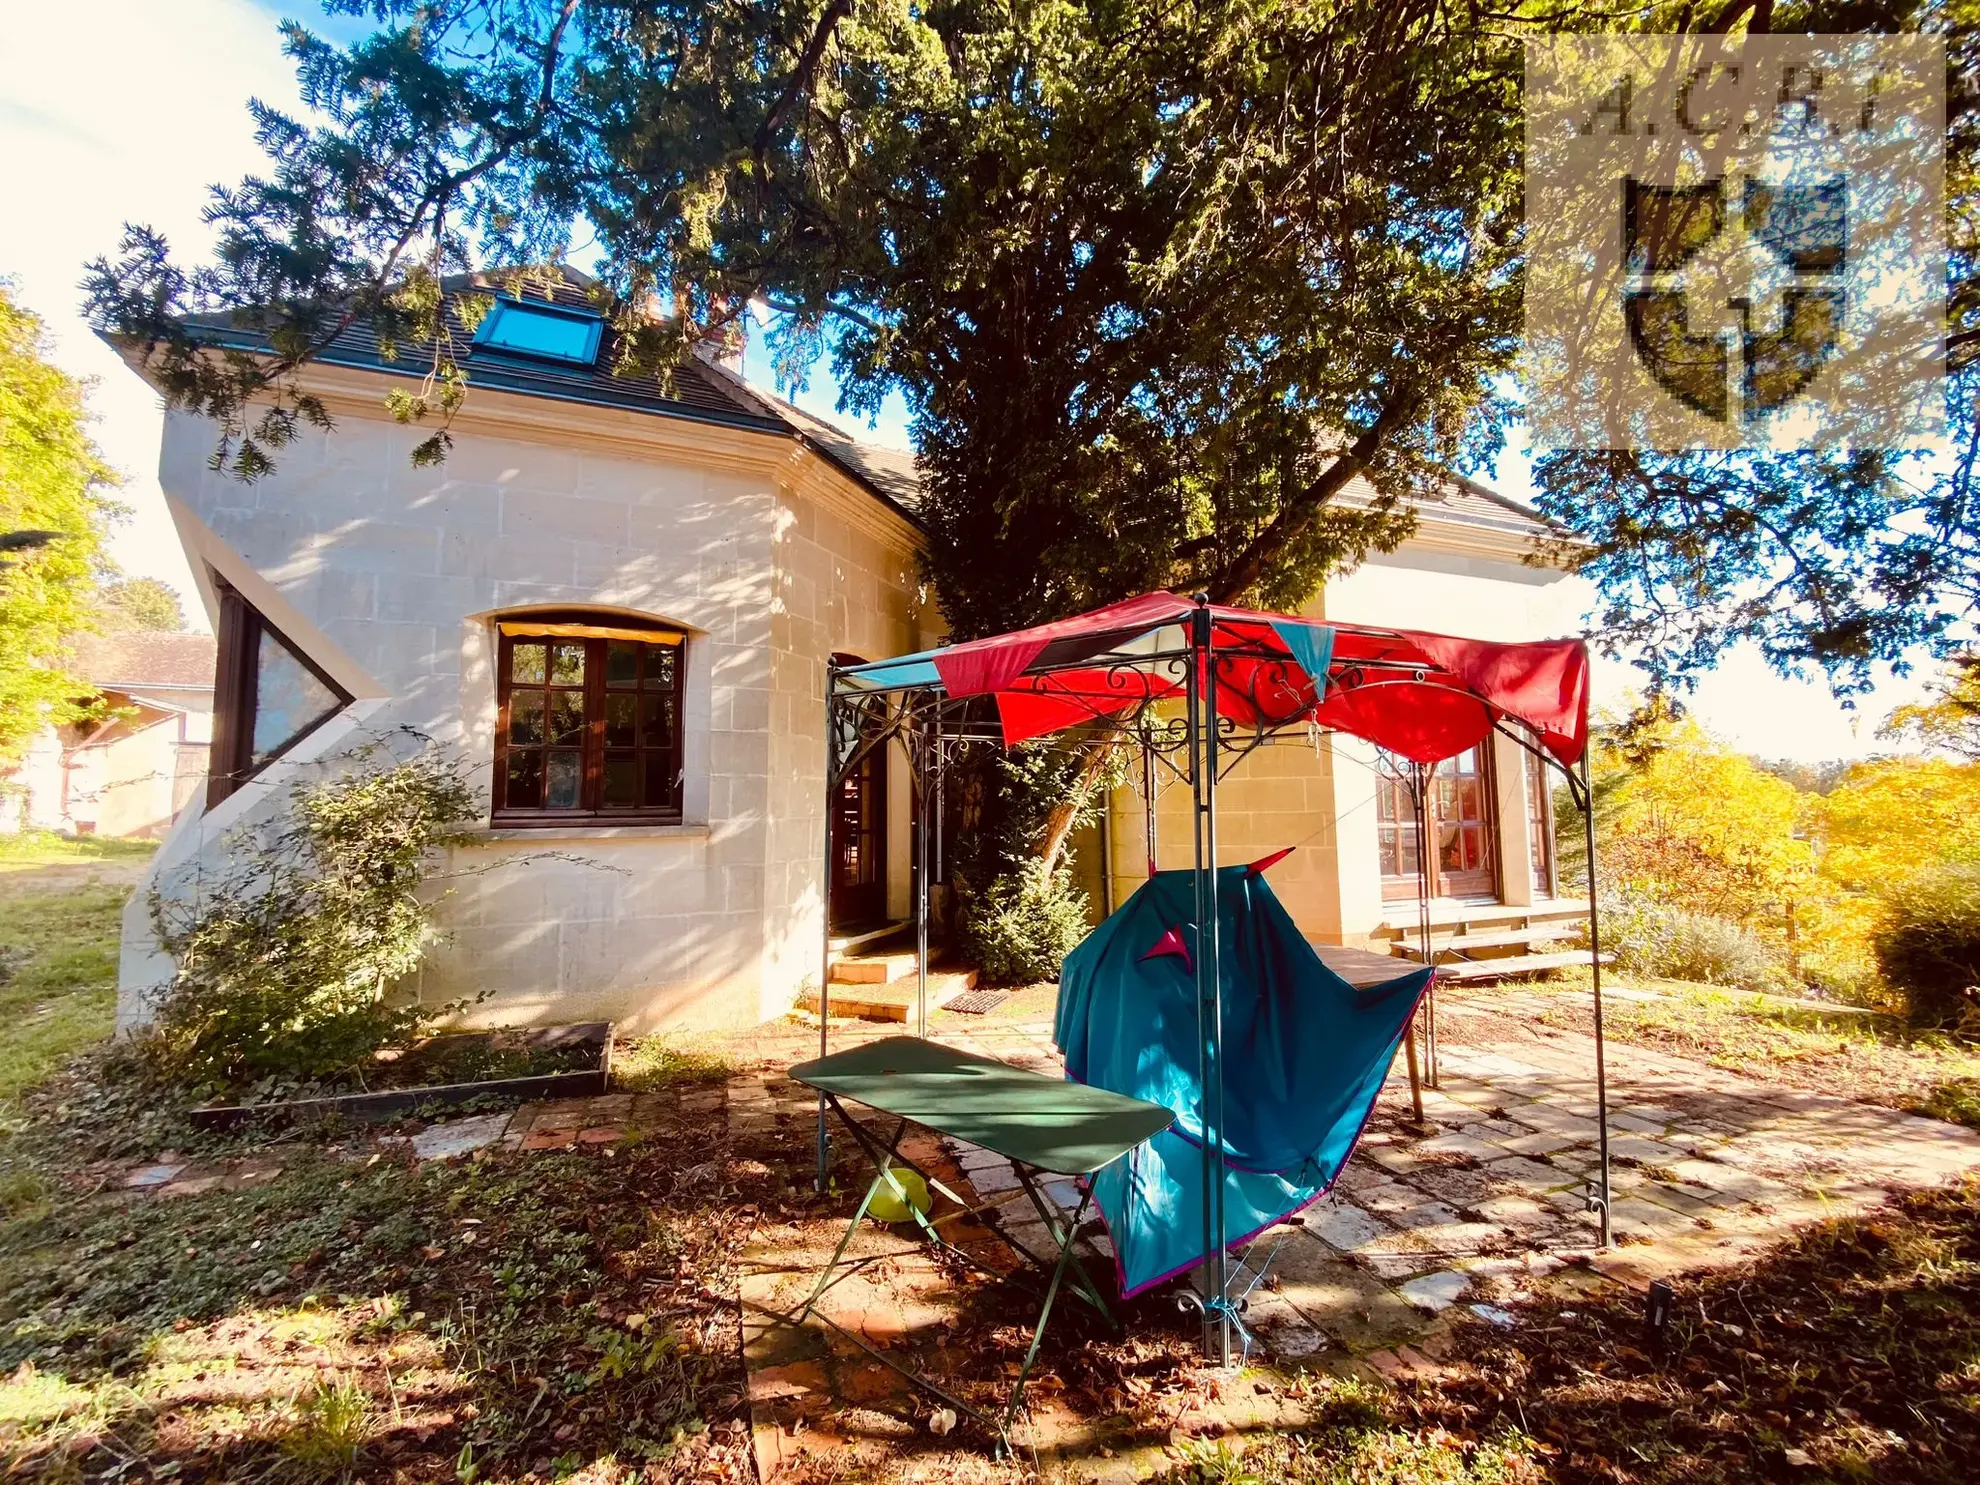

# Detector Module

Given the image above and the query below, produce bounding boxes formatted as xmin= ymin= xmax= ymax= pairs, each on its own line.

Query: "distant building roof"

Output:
xmin=1336 ymin=466 xmax=1570 ymax=550
xmin=66 ymin=632 xmax=216 ymax=693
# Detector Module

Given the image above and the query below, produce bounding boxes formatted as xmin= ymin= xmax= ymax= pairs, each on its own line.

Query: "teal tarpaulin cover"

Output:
xmin=1055 ymin=864 xmax=1431 ymax=1297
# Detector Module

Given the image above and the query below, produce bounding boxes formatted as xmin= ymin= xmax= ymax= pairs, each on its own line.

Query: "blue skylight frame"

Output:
xmin=472 ymin=297 xmax=605 ymax=367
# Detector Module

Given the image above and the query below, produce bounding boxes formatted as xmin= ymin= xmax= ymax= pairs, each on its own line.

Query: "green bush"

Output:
xmin=956 ymin=859 xmax=1091 ymax=986
xmin=146 ymin=749 xmax=476 ymax=1089
xmin=1873 ymin=862 xmax=1980 ymax=1029
xmin=1600 ymin=891 xmax=1786 ymax=990
xmin=946 ymin=742 xmax=1105 ymax=986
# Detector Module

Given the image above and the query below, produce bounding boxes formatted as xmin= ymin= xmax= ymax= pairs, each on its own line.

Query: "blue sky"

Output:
xmin=0 ymin=0 xmax=1938 ymax=760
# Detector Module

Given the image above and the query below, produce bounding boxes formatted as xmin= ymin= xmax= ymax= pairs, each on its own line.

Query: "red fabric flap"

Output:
xmin=1406 ymin=633 xmax=1590 ymax=764
xmin=931 ymin=591 xmax=1190 ymax=698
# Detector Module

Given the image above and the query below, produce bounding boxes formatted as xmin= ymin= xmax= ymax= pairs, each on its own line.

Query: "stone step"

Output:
xmin=828 ymin=948 xmax=923 ymax=985
xmin=1391 ymin=925 xmax=1578 ymax=961
xmin=799 ymin=969 xmax=981 ymax=1021
xmin=1432 ymin=950 xmax=1612 ymax=982
xmin=828 ymin=920 xmax=908 ymax=955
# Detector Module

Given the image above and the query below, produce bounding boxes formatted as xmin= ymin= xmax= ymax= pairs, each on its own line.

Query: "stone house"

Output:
xmin=4 ymin=631 xmax=215 ymax=839
xmin=107 ymin=268 xmax=1584 ymax=1033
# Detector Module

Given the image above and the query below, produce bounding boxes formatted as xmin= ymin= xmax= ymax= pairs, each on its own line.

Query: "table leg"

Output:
xmin=1012 ymin=1166 xmax=1116 ymax=1329
xmin=796 ymin=1103 xmax=912 ymax=1322
xmin=1001 ymin=1185 xmax=1096 ymax=1435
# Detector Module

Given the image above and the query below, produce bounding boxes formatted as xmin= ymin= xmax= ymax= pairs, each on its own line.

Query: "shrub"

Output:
xmin=947 ymin=742 xmax=1104 ymax=985
xmin=146 ymin=749 xmax=476 ymax=1089
xmin=956 ymin=859 xmax=1091 ymax=986
xmin=1873 ymin=862 xmax=1980 ymax=1029
xmin=1599 ymin=891 xmax=1786 ymax=991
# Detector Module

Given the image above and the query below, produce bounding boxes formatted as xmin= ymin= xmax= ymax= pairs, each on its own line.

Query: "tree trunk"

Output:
xmin=1035 ymin=738 xmax=1117 ymax=877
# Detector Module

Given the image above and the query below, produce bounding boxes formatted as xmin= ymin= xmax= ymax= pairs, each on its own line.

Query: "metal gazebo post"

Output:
xmin=915 ymin=715 xmax=931 ymax=1040
xmin=817 ymin=661 xmax=841 ymax=1193
xmin=1579 ymin=749 xmax=1613 ymax=1247
xmin=1189 ymin=598 xmax=1232 ymax=1365
xmin=1408 ymin=763 xmax=1435 ymax=1109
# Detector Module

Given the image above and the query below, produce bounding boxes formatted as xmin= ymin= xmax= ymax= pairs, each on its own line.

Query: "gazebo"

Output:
xmin=817 ymin=591 xmax=1607 ymax=1363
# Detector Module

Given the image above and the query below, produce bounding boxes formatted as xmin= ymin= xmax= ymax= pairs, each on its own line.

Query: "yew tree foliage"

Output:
xmin=82 ymin=0 xmax=1528 ymax=639
xmin=79 ymin=1 xmax=1980 ymax=668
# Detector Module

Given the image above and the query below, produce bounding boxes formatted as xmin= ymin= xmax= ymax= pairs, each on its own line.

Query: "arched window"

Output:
xmin=494 ymin=612 xmax=685 ymax=824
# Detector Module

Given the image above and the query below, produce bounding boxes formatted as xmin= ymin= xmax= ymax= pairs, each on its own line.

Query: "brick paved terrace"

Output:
xmin=708 ymin=982 xmax=1980 ymax=1476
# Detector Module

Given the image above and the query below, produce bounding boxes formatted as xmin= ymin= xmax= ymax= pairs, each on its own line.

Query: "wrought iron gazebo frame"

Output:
xmin=815 ymin=596 xmax=1611 ymax=1366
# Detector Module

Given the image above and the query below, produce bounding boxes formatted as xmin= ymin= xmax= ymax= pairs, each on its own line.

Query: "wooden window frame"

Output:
xmin=1525 ymin=746 xmax=1557 ymax=898
xmin=492 ymin=619 xmax=686 ymax=826
xmin=208 ymin=581 xmax=354 ymax=809
xmin=1375 ymin=746 xmax=1502 ymax=903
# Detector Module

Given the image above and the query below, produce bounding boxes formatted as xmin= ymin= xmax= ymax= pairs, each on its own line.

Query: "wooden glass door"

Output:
xmin=1377 ymin=747 xmax=1499 ymax=902
xmin=1432 ymin=746 xmax=1496 ymax=899
xmin=830 ymin=740 xmax=887 ymax=929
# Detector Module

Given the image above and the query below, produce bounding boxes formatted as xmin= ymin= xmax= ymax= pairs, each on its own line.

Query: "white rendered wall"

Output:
xmin=122 ymin=395 xmax=925 ymax=1033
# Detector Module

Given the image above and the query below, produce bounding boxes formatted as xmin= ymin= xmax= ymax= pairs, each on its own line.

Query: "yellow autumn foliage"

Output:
xmin=1597 ymin=717 xmax=1815 ymax=930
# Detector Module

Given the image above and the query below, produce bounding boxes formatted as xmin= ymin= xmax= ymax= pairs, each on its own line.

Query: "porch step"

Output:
xmin=799 ymin=969 xmax=981 ymax=1022
xmin=1431 ymin=950 xmax=1612 ymax=982
xmin=1372 ymin=898 xmax=1592 ymax=943
xmin=830 ymin=948 xmax=925 ymax=985
xmin=828 ymin=921 xmax=908 ymax=955
xmin=1392 ymin=925 xmax=1578 ymax=961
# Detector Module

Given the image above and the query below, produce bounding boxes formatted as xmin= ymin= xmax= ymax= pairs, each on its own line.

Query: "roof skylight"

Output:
xmin=473 ymin=298 xmax=603 ymax=367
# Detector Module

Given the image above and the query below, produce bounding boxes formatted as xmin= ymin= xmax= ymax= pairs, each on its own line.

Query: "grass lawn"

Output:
xmin=0 ymin=834 xmax=154 ymax=1108
xmin=1523 ymin=968 xmax=1980 ymax=1130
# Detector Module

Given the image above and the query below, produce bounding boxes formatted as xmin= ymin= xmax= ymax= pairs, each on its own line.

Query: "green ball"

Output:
xmin=867 ymin=1166 xmax=931 ymax=1223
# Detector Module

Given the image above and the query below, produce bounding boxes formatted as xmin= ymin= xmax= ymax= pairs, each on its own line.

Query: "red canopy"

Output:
xmin=898 ymin=591 xmax=1589 ymax=766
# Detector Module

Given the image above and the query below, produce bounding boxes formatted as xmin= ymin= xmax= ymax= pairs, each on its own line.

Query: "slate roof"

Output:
xmin=164 ymin=265 xmax=923 ymax=525
xmin=66 ymin=632 xmax=216 ymax=692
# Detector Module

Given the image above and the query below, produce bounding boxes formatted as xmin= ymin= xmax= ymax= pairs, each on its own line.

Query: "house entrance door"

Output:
xmin=1377 ymin=745 xmax=1499 ymax=902
xmin=830 ymin=746 xmax=887 ymax=929
xmin=829 ymin=658 xmax=889 ymax=931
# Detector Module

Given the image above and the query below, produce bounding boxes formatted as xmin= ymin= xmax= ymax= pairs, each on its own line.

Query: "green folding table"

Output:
xmin=790 ymin=1035 xmax=1174 ymax=1445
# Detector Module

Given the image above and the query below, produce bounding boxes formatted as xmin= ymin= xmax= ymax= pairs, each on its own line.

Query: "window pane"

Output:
xmin=509 ymin=690 xmax=545 ymax=745
xmin=643 ymin=753 xmax=676 ymax=808
xmin=251 ymin=627 xmax=343 ymax=765
xmin=1439 ymin=824 xmax=1463 ymax=871
xmin=1458 ymin=778 xmax=1480 ymax=820
xmin=603 ymin=754 xmax=637 ymax=809
xmin=505 ymin=750 xmax=543 ymax=809
xmin=605 ymin=694 xmax=637 ymax=747
xmin=510 ymin=643 xmax=546 ymax=684
xmin=606 ymin=641 xmax=639 ymax=687
xmin=479 ymin=301 xmax=600 ymax=363
xmin=645 ymin=643 xmax=677 ymax=689
xmin=550 ymin=643 xmax=585 ymax=685
xmin=545 ymin=751 xmax=582 ymax=808
xmin=640 ymin=692 xmax=676 ymax=742
xmin=548 ymin=691 xmax=586 ymax=745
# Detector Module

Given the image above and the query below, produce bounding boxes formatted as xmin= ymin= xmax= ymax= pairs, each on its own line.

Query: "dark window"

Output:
xmin=472 ymin=298 xmax=603 ymax=366
xmin=208 ymin=581 xmax=353 ymax=807
xmin=494 ymin=620 xmax=684 ymax=824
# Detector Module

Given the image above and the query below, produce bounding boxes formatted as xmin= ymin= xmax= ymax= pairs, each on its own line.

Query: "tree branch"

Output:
xmin=1204 ymin=392 xmax=1416 ymax=603
xmin=755 ymin=0 xmax=854 ymax=164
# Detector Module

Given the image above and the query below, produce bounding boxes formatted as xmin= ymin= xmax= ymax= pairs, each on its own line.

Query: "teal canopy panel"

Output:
xmin=1055 ymin=865 xmax=1431 ymax=1297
